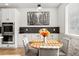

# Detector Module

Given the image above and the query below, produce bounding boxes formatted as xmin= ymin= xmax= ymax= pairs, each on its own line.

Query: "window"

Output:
xmin=65 ymin=4 xmax=79 ymax=36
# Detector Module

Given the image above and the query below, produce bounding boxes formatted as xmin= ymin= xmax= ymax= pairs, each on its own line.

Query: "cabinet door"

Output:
xmin=8 ymin=9 xmax=15 ymax=22
xmin=2 ymin=9 xmax=15 ymax=22
xmin=1 ymin=44 xmax=15 ymax=48
xmin=2 ymin=9 xmax=9 ymax=22
xmin=0 ymin=10 xmax=2 ymax=26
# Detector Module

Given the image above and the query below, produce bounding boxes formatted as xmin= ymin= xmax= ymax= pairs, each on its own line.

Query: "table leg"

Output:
xmin=57 ymin=48 xmax=59 ymax=56
xmin=39 ymin=49 xmax=40 ymax=56
xmin=37 ymin=49 xmax=39 ymax=56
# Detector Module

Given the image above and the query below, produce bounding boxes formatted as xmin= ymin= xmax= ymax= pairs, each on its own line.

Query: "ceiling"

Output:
xmin=0 ymin=3 xmax=61 ymax=8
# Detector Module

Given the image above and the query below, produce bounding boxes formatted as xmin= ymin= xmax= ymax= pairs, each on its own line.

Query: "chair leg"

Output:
xmin=37 ymin=49 xmax=39 ymax=56
xmin=57 ymin=48 xmax=59 ymax=56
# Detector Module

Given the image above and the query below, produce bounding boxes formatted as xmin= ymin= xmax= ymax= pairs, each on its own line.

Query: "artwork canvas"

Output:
xmin=27 ymin=12 xmax=49 ymax=25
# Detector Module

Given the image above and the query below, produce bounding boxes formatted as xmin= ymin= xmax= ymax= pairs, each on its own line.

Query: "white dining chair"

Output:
xmin=22 ymin=37 xmax=29 ymax=55
xmin=59 ymin=38 xmax=69 ymax=56
xmin=22 ymin=37 xmax=38 ymax=56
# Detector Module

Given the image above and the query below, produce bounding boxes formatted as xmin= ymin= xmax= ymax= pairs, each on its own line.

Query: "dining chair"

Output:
xmin=59 ymin=38 xmax=69 ymax=56
xmin=22 ymin=37 xmax=38 ymax=56
xmin=22 ymin=37 xmax=29 ymax=55
xmin=39 ymin=48 xmax=59 ymax=56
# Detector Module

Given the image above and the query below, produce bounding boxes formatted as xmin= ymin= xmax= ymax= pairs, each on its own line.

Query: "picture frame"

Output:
xmin=27 ymin=11 xmax=49 ymax=25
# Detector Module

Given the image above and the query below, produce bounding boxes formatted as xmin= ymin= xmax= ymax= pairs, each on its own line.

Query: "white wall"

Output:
xmin=18 ymin=8 xmax=58 ymax=27
xmin=58 ymin=4 xmax=67 ymax=34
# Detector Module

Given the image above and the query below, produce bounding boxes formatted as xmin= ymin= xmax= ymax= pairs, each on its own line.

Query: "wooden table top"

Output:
xmin=29 ymin=39 xmax=63 ymax=49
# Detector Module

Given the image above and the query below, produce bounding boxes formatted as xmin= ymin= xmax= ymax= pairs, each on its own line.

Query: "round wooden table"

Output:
xmin=29 ymin=39 xmax=63 ymax=56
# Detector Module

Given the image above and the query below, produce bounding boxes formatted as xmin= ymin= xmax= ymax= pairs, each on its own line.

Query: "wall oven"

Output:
xmin=2 ymin=23 xmax=14 ymax=34
xmin=2 ymin=23 xmax=14 ymax=44
xmin=2 ymin=34 xmax=14 ymax=44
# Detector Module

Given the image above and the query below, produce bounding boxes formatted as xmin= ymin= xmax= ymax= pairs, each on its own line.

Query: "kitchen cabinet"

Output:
xmin=0 ymin=8 xmax=19 ymax=48
xmin=1 ymin=9 xmax=16 ymax=22
xmin=0 ymin=9 xmax=2 ymax=26
xmin=0 ymin=44 xmax=16 ymax=48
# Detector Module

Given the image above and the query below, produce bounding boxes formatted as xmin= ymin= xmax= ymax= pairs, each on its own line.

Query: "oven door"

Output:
xmin=2 ymin=35 xmax=14 ymax=44
xmin=2 ymin=23 xmax=14 ymax=34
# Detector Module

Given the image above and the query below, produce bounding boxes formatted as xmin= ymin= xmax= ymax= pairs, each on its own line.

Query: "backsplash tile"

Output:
xmin=19 ymin=27 xmax=60 ymax=33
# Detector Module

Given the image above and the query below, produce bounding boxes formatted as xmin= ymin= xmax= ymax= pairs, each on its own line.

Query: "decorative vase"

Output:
xmin=43 ymin=37 xmax=47 ymax=43
xmin=39 ymin=28 xmax=50 ymax=43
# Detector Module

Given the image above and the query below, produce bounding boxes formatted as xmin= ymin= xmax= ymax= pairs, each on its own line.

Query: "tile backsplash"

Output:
xmin=19 ymin=27 xmax=60 ymax=33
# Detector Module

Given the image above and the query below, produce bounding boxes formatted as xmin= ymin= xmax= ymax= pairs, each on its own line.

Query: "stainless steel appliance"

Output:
xmin=2 ymin=23 xmax=14 ymax=34
xmin=2 ymin=23 xmax=14 ymax=44
xmin=2 ymin=34 xmax=14 ymax=44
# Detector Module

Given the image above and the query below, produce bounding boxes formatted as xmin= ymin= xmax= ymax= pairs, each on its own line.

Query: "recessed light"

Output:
xmin=5 ymin=3 xmax=9 ymax=6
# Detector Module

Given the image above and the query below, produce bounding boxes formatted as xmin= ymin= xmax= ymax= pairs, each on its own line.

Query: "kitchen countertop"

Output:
xmin=0 ymin=36 xmax=3 ymax=38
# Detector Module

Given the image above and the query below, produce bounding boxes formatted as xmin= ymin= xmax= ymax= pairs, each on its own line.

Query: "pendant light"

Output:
xmin=37 ymin=4 xmax=42 ymax=10
xmin=37 ymin=4 xmax=42 ymax=11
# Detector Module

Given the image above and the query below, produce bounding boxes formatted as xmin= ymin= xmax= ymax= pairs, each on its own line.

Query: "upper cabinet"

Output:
xmin=1 ymin=8 xmax=17 ymax=22
xmin=0 ymin=9 xmax=2 ymax=26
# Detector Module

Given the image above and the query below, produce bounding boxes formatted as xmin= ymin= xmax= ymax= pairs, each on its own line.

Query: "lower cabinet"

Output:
xmin=0 ymin=44 xmax=16 ymax=48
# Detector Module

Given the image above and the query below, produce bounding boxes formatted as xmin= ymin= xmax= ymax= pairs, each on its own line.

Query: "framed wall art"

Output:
xmin=27 ymin=12 xmax=49 ymax=25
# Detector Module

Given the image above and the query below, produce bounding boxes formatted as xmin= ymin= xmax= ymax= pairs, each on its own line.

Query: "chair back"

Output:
xmin=61 ymin=38 xmax=69 ymax=55
xmin=23 ymin=37 xmax=28 ymax=46
xmin=22 ymin=37 xmax=29 ymax=54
